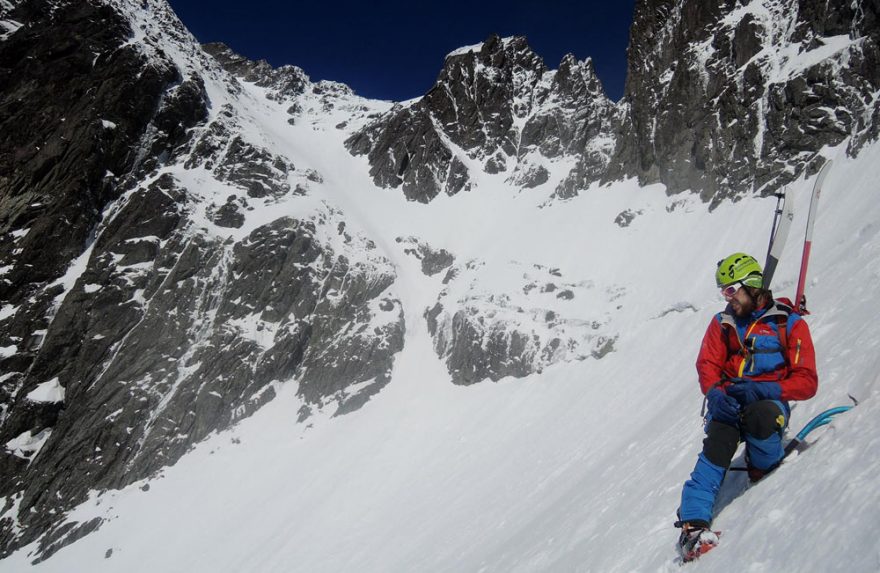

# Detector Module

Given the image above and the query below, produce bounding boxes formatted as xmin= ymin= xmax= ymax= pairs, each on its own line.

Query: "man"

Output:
xmin=675 ymin=252 xmax=818 ymax=561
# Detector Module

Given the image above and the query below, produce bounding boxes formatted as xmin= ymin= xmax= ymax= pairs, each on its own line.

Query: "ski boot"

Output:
xmin=676 ymin=521 xmax=720 ymax=563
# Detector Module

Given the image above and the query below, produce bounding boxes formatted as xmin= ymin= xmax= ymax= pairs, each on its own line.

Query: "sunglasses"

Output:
xmin=720 ymin=283 xmax=742 ymax=297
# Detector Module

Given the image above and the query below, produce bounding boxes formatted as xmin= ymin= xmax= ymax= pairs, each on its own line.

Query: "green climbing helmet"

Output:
xmin=715 ymin=252 xmax=763 ymax=288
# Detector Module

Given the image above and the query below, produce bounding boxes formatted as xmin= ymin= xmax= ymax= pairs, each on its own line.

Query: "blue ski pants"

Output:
xmin=678 ymin=400 xmax=789 ymax=525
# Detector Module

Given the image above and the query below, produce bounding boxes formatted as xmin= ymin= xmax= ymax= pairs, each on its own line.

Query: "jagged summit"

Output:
xmin=202 ymin=42 xmax=311 ymax=100
xmin=347 ymin=4 xmax=880 ymax=204
xmin=346 ymin=34 xmax=617 ymax=202
xmin=202 ymin=42 xmax=358 ymax=103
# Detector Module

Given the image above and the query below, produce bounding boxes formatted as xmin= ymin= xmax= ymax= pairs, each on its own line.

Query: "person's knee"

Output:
xmin=702 ymin=421 xmax=739 ymax=467
xmin=742 ymin=400 xmax=785 ymax=440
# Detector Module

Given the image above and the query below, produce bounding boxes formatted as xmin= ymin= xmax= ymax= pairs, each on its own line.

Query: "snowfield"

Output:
xmin=3 ymin=98 xmax=879 ymax=573
xmin=2 ymin=2 xmax=880 ymax=570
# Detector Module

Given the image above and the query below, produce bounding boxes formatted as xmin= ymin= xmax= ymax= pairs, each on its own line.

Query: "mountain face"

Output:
xmin=0 ymin=2 xmax=211 ymax=553
xmin=0 ymin=0 xmax=402 ymax=559
xmin=0 ymin=0 xmax=878 ymax=564
xmin=350 ymin=2 xmax=879 ymax=203
xmin=611 ymin=0 xmax=880 ymax=203
xmin=345 ymin=35 xmax=618 ymax=201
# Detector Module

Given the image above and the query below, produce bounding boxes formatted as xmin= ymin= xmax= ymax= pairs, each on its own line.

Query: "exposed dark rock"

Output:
xmin=0 ymin=0 xmax=209 ymax=416
xmin=202 ymin=42 xmax=361 ymax=124
xmin=202 ymin=42 xmax=309 ymax=101
xmin=421 ymin=250 xmax=455 ymax=276
xmin=428 ymin=263 xmax=618 ymax=385
xmin=614 ymin=209 xmax=642 ymax=227
xmin=397 ymin=237 xmax=456 ymax=276
xmin=3 ymin=0 xmax=879 ymax=562
xmin=591 ymin=336 xmax=617 ymax=359
xmin=346 ymin=35 xmax=617 ymax=201
xmin=346 ymin=105 xmax=468 ymax=202
xmin=1 ymin=202 xmax=404 ymax=558
xmin=218 ymin=136 xmax=294 ymax=198
xmin=524 ymin=54 xmax=619 ymax=197
xmin=210 ymin=196 xmax=247 ymax=228
xmin=33 ymin=517 xmax=104 ymax=564
xmin=513 ymin=164 xmax=550 ymax=189
xmin=0 ymin=2 xmax=400 ymax=559
xmin=443 ymin=311 xmax=538 ymax=384
xmin=425 ymin=302 xmax=444 ymax=336
xmin=607 ymin=0 xmax=880 ymax=199
xmin=187 ymin=121 xmax=296 ymax=199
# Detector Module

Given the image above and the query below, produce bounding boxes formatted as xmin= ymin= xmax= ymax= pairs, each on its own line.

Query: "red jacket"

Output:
xmin=696 ymin=301 xmax=818 ymax=401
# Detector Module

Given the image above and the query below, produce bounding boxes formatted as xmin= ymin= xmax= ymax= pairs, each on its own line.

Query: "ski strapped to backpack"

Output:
xmin=763 ymin=186 xmax=793 ymax=290
xmin=761 ymin=157 xmax=832 ymax=311
xmin=794 ymin=159 xmax=833 ymax=314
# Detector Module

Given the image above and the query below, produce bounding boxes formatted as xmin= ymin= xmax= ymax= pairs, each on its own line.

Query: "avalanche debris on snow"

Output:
xmin=427 ymin=259 xmax=622 ymax=384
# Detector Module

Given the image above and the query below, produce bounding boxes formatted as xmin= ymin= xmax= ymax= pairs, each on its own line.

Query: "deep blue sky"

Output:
xmin=167 ymin=0 xmax=636 ymax=102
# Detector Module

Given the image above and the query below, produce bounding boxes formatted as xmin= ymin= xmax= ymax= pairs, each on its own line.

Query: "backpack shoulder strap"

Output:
xmin=717 ymin=311 xmax=743 ymax=354
xmin=770 ymin=300 xmax=791 ymax=370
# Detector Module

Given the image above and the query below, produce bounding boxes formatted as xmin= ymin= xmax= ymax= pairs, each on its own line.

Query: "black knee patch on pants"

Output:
xmin=702 ymin=421 xmax=740 ymax=468
xmin=742 ymin=400 xmax=784 ymax=440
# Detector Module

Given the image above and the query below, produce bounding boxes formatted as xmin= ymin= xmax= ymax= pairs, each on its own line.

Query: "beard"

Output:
xmin=729 ymin=294 xmax=757 ymax=318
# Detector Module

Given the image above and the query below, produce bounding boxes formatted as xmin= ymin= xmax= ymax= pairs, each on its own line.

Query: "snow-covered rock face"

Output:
xmin=0 ymin=0 xmax=402 ymax=559
xmin=348 ymin=2 xmax=880 ymax=204
xmin=426 ymin=260 xmax=619 ymax=385
xmin=345 ymin=34 xmax=618 ymax=202
xmin=200 ymin=42 xmax=311 ymax=101
xmin=612 ymin=0 xmax=880 ymax=202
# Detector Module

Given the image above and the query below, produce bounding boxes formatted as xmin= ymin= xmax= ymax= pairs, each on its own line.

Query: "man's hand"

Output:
xmin=706 ymin=388 xmax=741 ymax=425
xmin=727 ymin=381 xmax=782 ymax=406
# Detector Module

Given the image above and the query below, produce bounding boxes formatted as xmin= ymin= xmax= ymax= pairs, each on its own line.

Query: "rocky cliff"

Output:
xmin=348 ymin=2 xmax=880 ymax=203
xmin=0 ymin=0 xmax=402 ymax=560
xmin=610 ymin=0 xmax=880 ymax=203
xmin=345 ymin=35 xmax=618 ymax=202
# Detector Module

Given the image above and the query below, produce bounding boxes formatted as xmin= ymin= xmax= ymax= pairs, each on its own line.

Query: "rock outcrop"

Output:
xmin=608 ymin=0 xmax=880 ymax=202
xmin=0 ymin=0 xmax=403 ymax=560
xmin=347 ymin=3 xmax=880 ymax=203
xmin=425 ymin=261 xmax=620 ymax=385
xmin=345 ymin=35 xmax=618 ymax=202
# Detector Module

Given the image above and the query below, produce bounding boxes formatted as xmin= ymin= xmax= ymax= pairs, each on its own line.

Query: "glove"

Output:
xmin=727 ymin=381 xmax=782 ymax=407
xmin=706 ymin=388 xmax=741 ymax=425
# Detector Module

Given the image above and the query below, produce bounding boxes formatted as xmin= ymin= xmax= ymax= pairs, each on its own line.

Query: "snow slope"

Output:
xmin=2 ymin=12 xmax=880 ymax=573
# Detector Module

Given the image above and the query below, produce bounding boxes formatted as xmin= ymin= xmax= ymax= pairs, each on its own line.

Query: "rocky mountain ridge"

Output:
xmin=349 ymin=1 xmax=879 ymax=203
xmin=345 ymin=35 xmax=619 ymax=202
